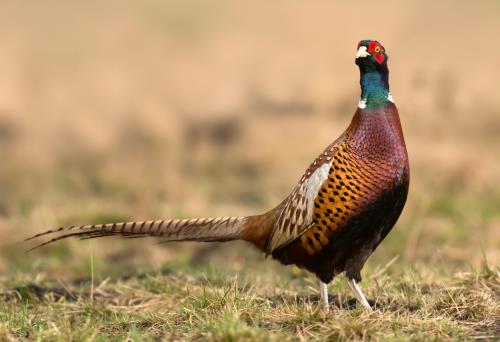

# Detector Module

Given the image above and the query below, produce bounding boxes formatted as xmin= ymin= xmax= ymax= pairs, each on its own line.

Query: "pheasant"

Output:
xmin=25 ymin=40 xmax=409 ymax=311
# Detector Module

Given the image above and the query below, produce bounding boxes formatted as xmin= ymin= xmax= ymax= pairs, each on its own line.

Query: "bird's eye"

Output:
xmin=374 ymin=46 xmax=381 ymax=53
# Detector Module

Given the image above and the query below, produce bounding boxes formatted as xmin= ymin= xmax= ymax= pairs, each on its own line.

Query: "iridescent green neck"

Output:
xmin=359 ymin=70 xmax=390 ymax=110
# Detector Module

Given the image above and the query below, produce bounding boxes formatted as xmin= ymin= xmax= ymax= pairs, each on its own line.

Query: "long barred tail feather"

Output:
xmin=24 ymin=216 xmax=249 ymax=252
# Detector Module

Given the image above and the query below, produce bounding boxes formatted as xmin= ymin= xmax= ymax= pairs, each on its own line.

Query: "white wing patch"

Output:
xmin=267 ymin=160 xmax=333 ymax=252
xmin=304 ymin=162 xmax=331 ymax=215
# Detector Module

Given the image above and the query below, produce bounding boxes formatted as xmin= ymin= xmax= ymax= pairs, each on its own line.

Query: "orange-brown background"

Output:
xmin=0 ymin=1 xmax=498 ymax=275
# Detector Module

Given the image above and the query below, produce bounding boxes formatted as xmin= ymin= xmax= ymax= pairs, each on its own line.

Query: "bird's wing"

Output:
xmin=265 ymin=138 xmax=343 ymax=253
xmin=266 ymin=132 xmax=382 ymax=256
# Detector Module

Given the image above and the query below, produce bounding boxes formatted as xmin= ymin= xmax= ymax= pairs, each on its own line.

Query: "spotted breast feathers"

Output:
xmin=266 ymin=133 xmax=397 ymax=258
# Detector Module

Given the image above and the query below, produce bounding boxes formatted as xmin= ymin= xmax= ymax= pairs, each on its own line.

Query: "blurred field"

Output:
xmin=0 ymin=1 xmax=499 ymax=340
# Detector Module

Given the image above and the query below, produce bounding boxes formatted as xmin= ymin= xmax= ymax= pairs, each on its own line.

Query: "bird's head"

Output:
xmin=355 ymin=40 xmax=388 ymax=73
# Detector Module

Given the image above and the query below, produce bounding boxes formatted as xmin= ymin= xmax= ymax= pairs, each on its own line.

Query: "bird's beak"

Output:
xmin=356 ymin=46 xmax=370 ymax=59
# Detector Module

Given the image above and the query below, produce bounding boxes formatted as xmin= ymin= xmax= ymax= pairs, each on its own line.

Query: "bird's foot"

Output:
xmin=346 ymin=278 xmax=372 ymax=311
xmin=319 ymin=281 xmax=329 ymax=313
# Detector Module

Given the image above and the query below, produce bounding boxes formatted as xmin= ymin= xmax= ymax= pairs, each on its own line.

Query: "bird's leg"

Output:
xmin=346 ymin=278 xmax=372 ymax=311
xmin=319 ymin=281 xmax=329 ymax=312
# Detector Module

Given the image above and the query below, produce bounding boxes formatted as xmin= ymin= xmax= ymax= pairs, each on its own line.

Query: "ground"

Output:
xmin=0 ymin=1 xmax=500 ymax=341
xmin=0 ymin=244 xmax=498 ymax=340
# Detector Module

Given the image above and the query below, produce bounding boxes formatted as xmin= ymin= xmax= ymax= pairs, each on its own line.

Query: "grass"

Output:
xmin=0 ymin=254 xmax=498 ymax=341
xmin=1 ymin=191 xmax=497 ymax=340
xmin=1 ymin=1 xmax=500 ymax=340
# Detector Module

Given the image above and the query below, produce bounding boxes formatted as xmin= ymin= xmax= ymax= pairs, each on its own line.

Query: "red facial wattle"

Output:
xmin=367 ymin=41 xmax=385 ymax=64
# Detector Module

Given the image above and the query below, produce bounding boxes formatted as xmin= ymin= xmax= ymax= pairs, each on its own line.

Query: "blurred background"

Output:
xmin=0 ymin=1 xmax=499 ymax=280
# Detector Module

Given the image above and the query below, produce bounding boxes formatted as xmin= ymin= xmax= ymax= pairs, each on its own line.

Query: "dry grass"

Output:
xmin=0 ymin=257 xmax=498 ymax=341
xmin=0 ymin=1 xmax=499 ymax=340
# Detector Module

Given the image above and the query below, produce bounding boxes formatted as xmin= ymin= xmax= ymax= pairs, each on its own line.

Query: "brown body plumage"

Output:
xmin=26 ymin=40 xmax=409 ymax=311
xmin=269 ymin=102 xmax=409 ymax=283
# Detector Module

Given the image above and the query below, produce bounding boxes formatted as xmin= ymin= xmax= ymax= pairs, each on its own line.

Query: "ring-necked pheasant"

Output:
xmin=25 ymin=40 xmax=409 ymax=311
